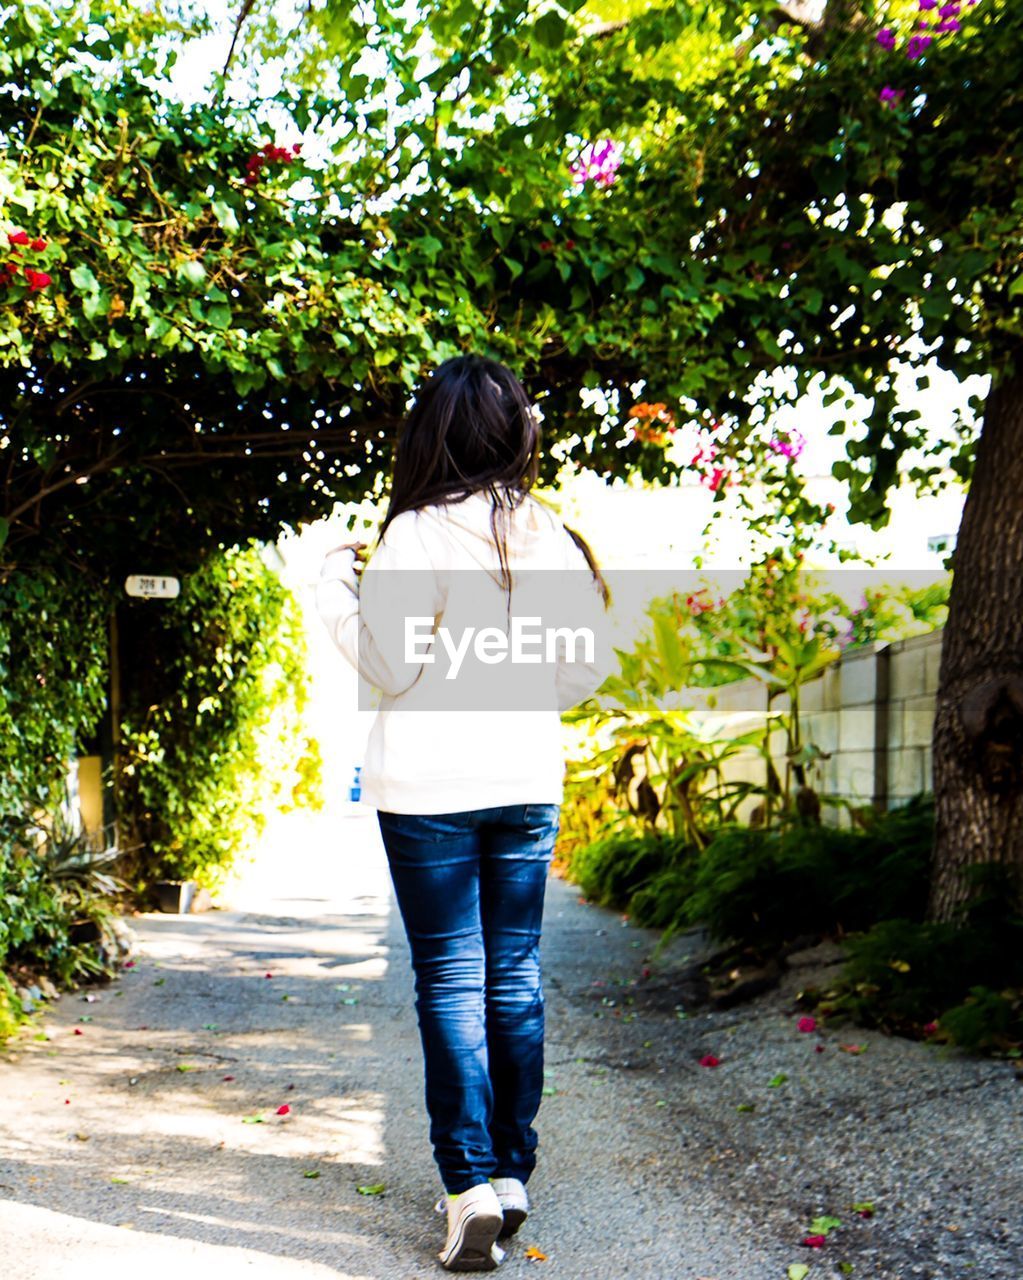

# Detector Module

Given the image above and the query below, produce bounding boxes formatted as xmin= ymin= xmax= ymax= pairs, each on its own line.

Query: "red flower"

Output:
xmin=31 ymin=238 xmax=47 ymax=251
xmin=73 ymin=1028 xmax=83 ymax=1035
xmin=124 ymin=960 xmax=136 ymax=969
xmin=923 ymin=1020 xmax=938 ymax=1035
xmin=815 ymin=1043 xmax=826 ymax=1054
xmin=858 ymin=1207 xmax=875 ymax=1219
xmin=24 ymin=269 xmax=52 ymax=292
xmin=265 ymin=972 xmax=273 ymax=979
xmin=798 ymin=1016 xmax=817 ymax=1034
xmin=7 ymin=230 xmax=30 ymax=246
xmin=699 ymin=1054 xmax=720 ymax=1068
xmin=564 ymin=239 xmax=576 ymax=249
xmin=539 ymin=240 xmax=555 ymax=251
xmin=802 ymin=1235 xmax=827 ymax=1249
xmin=222 ymin=1075 xmax=235 ymax=1082
xmin=641 ymin=966 xmax=651 ymax=979
xmin=276 ymin=1104 xmax=291 ymax=1116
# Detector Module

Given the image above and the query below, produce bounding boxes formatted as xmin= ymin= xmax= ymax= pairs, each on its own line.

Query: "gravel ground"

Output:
xmin=1 ymin=807 xmax=1020 ymax=1280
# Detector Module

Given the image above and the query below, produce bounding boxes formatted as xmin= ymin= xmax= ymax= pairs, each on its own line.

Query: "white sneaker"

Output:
xmin=490 ymin=1177 xmax=529 ymax=1239
xmin=436 ymin=1183 xmax=505 ymax=1271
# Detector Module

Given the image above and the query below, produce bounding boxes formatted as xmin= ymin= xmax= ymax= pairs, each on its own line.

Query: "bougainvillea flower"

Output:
xmin=939 ymin=1 xmax=961 ymax=13
xmin=24 ymin=269 xmax=52 ymax=292
xmin=768 ymin=429 xmax=806 ymax=460
xmin=73 ymin=1028 xmax=83 ymax=1035
xmin=880 ymin=86 xmax=906 ymax=107
xmin=937 ymin=16 xmax=961 ymax=30
xmin=876 ymin=28 xmax=897 ymax=48
xmin=798 ymin=1016 xmax=817 ymax=1033
xmin=906 ymin=33 xmax=933 ymax=57
xmin=7 ymin=230 xmax=30 ymax=246
xmin=276 ymin=1104 xmax=291 ymax=1115
xmin=699 ymin=1054 xmax=721 ymax=1067
xmin=923 ymin=1020 xmax=939 ymax=1035
xmin=569 ymin=139 xmax=622 ymax=188
xmin=30 ymin=237 xmax=46 ymax=251
xmin=919 ymin=0 xmax=937 ymax=8
xmin=802 ymin=1235 xmax=827 ymax=1249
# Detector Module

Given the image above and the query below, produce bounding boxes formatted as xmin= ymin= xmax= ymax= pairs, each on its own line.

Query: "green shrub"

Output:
xmin=686 ymin=797 xmax=934 ymax=947
xmin=830 ymin=867 xmax=1023 ymax=1051
xmin=0 ymin=563 xmax=108 ymax=819
xmin=0 ymin=814 xmax=126 ymax=990
xmin=570 ymin=833 xmax=696 ymax=913
xmin=118 ymin=543 xmax=320 ymax=893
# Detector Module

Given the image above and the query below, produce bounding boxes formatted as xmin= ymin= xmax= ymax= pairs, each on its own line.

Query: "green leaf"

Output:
xmin=809 ymin=1215 xmax=842 ymax=1235
xmin=768 ymin=1073 xmax=788 ymax=1087
xmin=211 ymin=200 xmax=240 ymax=233
xmin=356 ymin=1183 xmax=386 ymax=1195
xmin=302 ymin=1169 xmax=321 ymax=1178
xmin=208 ymin=304 xmax=232 ymax=330
xmin=70 ymin=264 xmax=99 ymax=292
xmin=533 ymin=11 xmax=567 ymax=47
xmin=0 ymin=517 xmax=8 ymax=551
xmin=788 ymin=1266 xmax=810 ymax=1280
xmin=177 ymin=259 xmax=206 ymax=286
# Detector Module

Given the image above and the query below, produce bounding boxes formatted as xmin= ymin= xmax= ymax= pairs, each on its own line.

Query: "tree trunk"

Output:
xmin=930 ymin=363 xmax=1023 ymax=921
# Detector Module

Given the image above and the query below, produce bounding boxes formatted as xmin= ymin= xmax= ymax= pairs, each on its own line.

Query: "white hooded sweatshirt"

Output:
xmin=315 ymin=491 xmax=611 ymax=814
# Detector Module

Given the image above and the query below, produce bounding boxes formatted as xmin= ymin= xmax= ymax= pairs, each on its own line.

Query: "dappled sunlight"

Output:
xmin=0 ymin=806 xmax=430 ymax=1277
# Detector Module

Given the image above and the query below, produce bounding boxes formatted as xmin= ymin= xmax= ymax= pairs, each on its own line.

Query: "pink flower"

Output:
xmin=802 ymin=1235 xmax=827 ymax=1249
xmin=798 ymin=1016 xmax=817 ymax=1034
xmin=699 ymin=1054 xmax=721 ymax=1068
xmin=768 ymin=430 xmax=805 ymax=461
xmin=569 ymin=139 xmax=622 ymax=189
xmin=124 ymin=960 xmax=136 ymax=969
xmin=276 ymin=1104 xmax=291 ymax=1115
xmin=923 ymin=1020 xmax=939 ymax=1035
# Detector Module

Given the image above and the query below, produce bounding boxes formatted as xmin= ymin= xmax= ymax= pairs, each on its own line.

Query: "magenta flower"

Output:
xmin=937 ymin=16 xmax=961 ymax=30
xmin=798 ymin=1016 xmax=817 ymax=1034
xmin=906 ymin=33 xmax=933 ymax=58
xmin=918 ymin=0 xmax=937 ymax=7
xmin=570 ymin=139 xmax=622 ymax=189
xmin=876 ymin=27 xmax=897 ymax=49
xmin=768 ymin=429 xmax=806 ymax=460
xmin=939 ymin=1 xmax=961 ymax=14
xmin=879 ymin=85 xmax=906 ymax=107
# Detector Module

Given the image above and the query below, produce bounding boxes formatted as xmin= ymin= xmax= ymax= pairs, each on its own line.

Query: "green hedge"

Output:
xmin=117 ymin=543 xmax=320 ymax=893
xmin=0 ymin=564 xmax=108 ymax=819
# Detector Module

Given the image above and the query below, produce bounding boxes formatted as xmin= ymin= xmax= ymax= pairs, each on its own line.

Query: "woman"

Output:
xmin=316 ymin=355 xmax=610 ymax=1271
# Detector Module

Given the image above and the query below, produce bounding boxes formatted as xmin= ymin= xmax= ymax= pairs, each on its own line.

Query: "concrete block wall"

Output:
xmin=686 ymin=629 xmax=943 ymax=817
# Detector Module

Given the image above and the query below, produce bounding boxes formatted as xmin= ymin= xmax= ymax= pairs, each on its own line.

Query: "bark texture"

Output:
xmin=930 ymin=365 xmax=1023 ymax=921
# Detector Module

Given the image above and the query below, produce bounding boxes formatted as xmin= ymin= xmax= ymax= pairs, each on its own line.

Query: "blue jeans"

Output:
xmin=377 ymin=803 xmax=560 ymax=1195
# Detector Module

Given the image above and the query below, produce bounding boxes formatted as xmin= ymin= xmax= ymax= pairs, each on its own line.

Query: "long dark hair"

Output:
xmin=382 ymin=354 xmax=609 ymax=603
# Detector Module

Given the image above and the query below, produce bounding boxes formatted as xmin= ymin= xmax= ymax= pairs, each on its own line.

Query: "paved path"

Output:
xmin=2 ymin=808 xmax=1021 ymax=1279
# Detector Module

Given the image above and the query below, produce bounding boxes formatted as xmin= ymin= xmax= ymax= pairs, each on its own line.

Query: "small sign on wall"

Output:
xmin=125 ymin=574 xmax=180 ymax=600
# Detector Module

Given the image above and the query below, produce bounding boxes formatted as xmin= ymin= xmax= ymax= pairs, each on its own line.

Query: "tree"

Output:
xmin=4 ymin=0 xmax=1023 ymax=917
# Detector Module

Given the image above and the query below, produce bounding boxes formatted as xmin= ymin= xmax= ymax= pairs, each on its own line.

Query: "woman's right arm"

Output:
xmin=316 ymin=513 xmax=444 ymax=697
